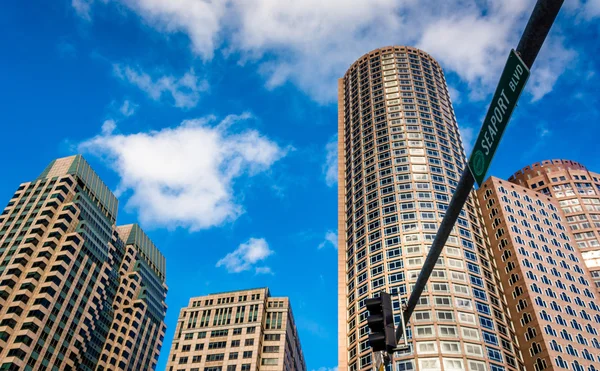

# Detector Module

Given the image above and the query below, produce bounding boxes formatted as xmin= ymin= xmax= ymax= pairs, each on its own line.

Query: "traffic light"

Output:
xmin=365 ymin=292 xmax=396 ymax=353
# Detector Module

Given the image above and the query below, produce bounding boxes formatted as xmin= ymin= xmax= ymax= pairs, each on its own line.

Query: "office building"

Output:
xmin=509 ymin=160 xmax=600 ymax=290
xmin=96 ymin=224 xmax=168 ymax=371
xmin=166 ymin=287 xmax=305 ymax=371
xmin=0 ymin=155 xmax=167 ymax=371
xmin=478 ymin=177 xmax=600 ymax=371
xmin=338 ymin=46 xmax=522 ymax=371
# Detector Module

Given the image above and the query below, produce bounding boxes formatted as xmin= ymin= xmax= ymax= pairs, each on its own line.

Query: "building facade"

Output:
xmin=0 ymin=155 xmax=167 ymax=371
xmin=478 ymin=176 xmax=600 ymax=371
xmin=96 ymin=224 xmax=168 ymax=371
xmin=338 ymin=46 xmax=522 ymax=371
xmin=166 ymin=287 xmax=305 ymax=371
xmin=509 ymin=160 xmax=600 ymax=290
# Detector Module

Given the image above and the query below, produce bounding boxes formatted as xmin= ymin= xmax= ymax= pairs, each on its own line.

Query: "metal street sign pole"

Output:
xmin=468 ymin=49 xmax=530 ymax=186
xmin=396 ymin=0 xmax=564 ymax=344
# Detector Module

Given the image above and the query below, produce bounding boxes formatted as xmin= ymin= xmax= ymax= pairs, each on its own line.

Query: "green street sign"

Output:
xmin=468 ymin=49 xmax=530 ymax=186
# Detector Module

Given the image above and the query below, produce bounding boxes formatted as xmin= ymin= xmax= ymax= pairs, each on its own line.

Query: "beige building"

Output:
xmin=0 ymin=155 xmax=167 ymax=371
xmin=509 ymin=159 xmax=600 ymax=290
xmin=166 ymin=287 xmax=305 ymax=371
xmin=478 ymin=177 xmax=600 ymax=371
xmin=338 ymin=46 xmax=522 ymax=371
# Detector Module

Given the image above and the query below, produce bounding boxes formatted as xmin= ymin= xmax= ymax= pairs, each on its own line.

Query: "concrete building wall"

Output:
xmin=338 ymin=46 xmax=522 ymax=371
xmin=478 ymin=177 xmax=600 ymax=371
xmin=509 ymin=159 xmax=600 ymax=291
xmin=166 ymin=288 xmax=305 ymax=371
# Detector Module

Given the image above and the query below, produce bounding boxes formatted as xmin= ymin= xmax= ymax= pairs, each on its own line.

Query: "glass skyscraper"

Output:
xmin=0 ymin=155 xmax=167 ymax=371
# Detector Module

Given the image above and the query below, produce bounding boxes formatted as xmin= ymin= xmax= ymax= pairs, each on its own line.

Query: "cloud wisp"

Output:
xmin=78 ymin=114 xmax=288 ymax=231
xmin=113 ymin=64 xmax=209 ymax=109
xmin=119 ymin=99 xmax=138 ymax=117
xmin=318 ymin=230 xmax=338 ymax=250
xmin=459 ymin=125 xmax=476 ymax=155
xmin=323 ymin=135 xmax=338 ymax=187
xmin=216 ymin=238 xmax=274 ymax=274
xmin=72 ymin=0 xmax=93 ymax=20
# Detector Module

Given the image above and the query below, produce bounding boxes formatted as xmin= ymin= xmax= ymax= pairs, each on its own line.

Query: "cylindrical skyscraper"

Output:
xmin=338 ymin=46 xmax=522 ymax=371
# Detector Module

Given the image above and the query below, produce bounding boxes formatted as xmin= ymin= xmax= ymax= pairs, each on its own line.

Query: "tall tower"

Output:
xmin=338 ymin=46 xmax=522 ymax=371
xmin=165 ymin=287 xmax=305 ymax=371
xmin=509 ymin=159 xmax=600 ymax=290
xmin=0 ymin=155 xmax=167 ymax=371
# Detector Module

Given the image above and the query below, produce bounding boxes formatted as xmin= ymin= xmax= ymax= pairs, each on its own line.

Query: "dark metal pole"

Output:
xmin=396 ymin=168 xmax=474 ymax=342
xmin=396 ymin=0 xmax=564 ymax=344
xmin=516 ymin=0 xmax=564 ymax=68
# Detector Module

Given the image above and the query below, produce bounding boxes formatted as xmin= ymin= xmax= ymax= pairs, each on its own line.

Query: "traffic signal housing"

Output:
xmin=365 ymin=292 xmax=396 ymax=353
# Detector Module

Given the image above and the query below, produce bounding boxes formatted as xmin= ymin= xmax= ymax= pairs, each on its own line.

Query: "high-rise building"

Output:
xmin=338 ymin=46 xmax=522 ymax=371
xmin=477 ymin=176 xmax=600 ymax=371
xmin=165 ymin=287 xmax=305 ymax=371
xmin=96 ymin=224 xmax=168 ymax=371
xmin=0 ymin=155 xmax=167 ymax=371
xmin=509 ymin=160 xmax=600 ymax=290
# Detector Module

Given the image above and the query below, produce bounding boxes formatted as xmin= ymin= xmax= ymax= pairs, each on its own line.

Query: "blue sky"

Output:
xmin=1 ymin=1 xmax=599 ymax=370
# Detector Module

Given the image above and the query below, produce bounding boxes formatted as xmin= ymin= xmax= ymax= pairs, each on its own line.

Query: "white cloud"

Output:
xmin=323 ymin=135 xmax=338 ymax=187
xmin=537 ymin=123 xmax=551 ymax=138
xmin=312 ymin=367 xmax=338 ymax=371
xmin=75 ymin=0 xmax=580 ymax=103
xmin=527 ymin=37 xmax=577 ymax=101
xmin=216 ymin=238 xmax=274 ymax=273
xmin=318 ymin=230 xmax=338 ymax=250
xmin=419 ymin=17 xmax=508 ymax=97
xmin=459 ymin=126 xmax=476 ymax=155
xmin=113 ymin=64 xmax=208 ymax=108
xmin=72 ymin=0 xmax=93 ymax=20
xmin=447 ymin=86 xmax=461 ymax=105
xmin=228 ymin=0 xmax=405 ymax=102
xmin=584 ymin=0 xmax=600 ymax=18
xmin=101 ymin=119 xmax=116 ymax=135
xmin=117 ymin=0 xmax=227 ymax=59
xmin=119 ymin=100 xmax=138 ymax=117
xmin=78 ymin=114 xmax=287 ymax=230
xmin=566 ymin=0 xmax=600 ymax=20
xmin=254 ymin=266 xmax=274 ymax=275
